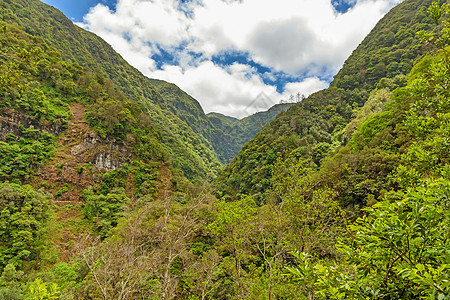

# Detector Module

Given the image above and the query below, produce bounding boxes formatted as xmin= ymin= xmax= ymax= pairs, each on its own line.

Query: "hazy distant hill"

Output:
xmin=207 ymin=103 xmax=296 ymax=162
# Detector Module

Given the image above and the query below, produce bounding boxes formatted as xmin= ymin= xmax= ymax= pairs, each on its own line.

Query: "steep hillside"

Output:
xmin=216 ymin=0 xmax=435 ymax=202
xmin=207 ymin=103 xmax=295 ymax=162
xmin=149 ymin=78 xmax=294 ymax=163
xmin=0 ymin=0 xmax=219 ymax=179
xmin=0 ymin=1 xmax=449 ymax=298
xmin=148 ymin=78 xmax=235 ymax=163
xmin=332 ymin=0 xmax=433 ymax=90
xmin=207 ymin=112 xmax=240 ymax=124
xmin=148 ymin=78 xmax=214 ymax=145
xmin=0 ymin=19 xmax=181 ymax=274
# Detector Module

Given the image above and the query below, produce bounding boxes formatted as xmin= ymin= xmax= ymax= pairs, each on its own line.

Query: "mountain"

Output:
xmin=0 ymin=0 xmax=293 ymax=274
xmin=0 ymin=11 xmax=180 ymax=269
xmin=215 ymin=0 xmax=435 ymax=202
xmin=0 ymin=0 xmax=290 ymax=171
xmin=148 ymin=78 xmax=294 ymax=163
xmin=0 ymin=0 xmax=221 ymax=180
xmin=207 ymin=103 xmax=296 ymax=162
xmin=332 ymin=0 xmax=432 ymax=90
xmin=1 ymin=0 xmax=448 ymax=298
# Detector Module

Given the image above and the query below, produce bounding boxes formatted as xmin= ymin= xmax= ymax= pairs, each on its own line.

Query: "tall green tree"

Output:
xmin=208 ymin=196 xmax=258 ymax=298
xmin=0 ymin=182 xmax=51 ymax=271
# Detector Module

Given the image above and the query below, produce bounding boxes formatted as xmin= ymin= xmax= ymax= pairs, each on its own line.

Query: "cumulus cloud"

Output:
xmin=148 ymin=61 xmax=280 ymax=118
xmin=78 ymin=0 xmax=403 ymax=118
xmin=283 ymin=78 xmax=330 ymax=99
xmin=248 ymin=17 xmax=323 ymax=74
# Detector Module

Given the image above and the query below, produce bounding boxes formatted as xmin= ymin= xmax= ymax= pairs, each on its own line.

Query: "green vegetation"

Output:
xmin=28 ymin=278 xmax=60 ymax=300
xmin=216 ymin=87 xmax=351 ymax=201
xmin=0 ymin=7 xmax=190 ymax=296
xmin=0 ymin=0 xmax=448 ymax=299
xmin=207 ymin=103 xmax=295 ymax=162
xmin=289 ymin=39 xmax=450 ymax=298
xmin=332 ymin=0 xmax=434 ymax=90
xmin=216 ymin=0 xmax=436 ymax=203
xmin=0 ymin=0 xmax=290 ymax=177
xmin=149 ymin=78 xmax=293 ymax=164
xmin=0 ymin=128 xmax=55 ymax=181
xmin=0 ymin=0 xmax=221 ymax=180
xmin=82 ymin=188 xmax=129 ymax=238
xmin=0 ymin=182 xmax=51 ymax=271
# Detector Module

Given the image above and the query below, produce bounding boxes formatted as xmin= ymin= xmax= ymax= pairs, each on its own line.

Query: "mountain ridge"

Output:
xmin=0 ymin=0 xmax=449 ymax=298
xmin=1 ymin=0 xmax=222 ymax=179
xmin=1 ymin=0 xmax=288 ymax=167
xmin=216 ymin=0 xmax=435 ymax=201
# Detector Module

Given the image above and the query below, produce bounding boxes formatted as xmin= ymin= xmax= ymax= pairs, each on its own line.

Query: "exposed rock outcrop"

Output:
xmin=35 ymin=103 xmax=132 ymax=202
xmin=0 ymin=107 xmax=67 ymax=140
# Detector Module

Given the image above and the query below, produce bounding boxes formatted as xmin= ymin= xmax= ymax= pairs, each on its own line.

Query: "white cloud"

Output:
xmin=147 ymin=61 xmax=279 ymax=118
xmin=146 ymin=63 xmax=329 ymax=118
xmin=283 ymin=78 xmax=330 ymax=99
xmin=82 ymin=0 xmax=190 ymax=46
xmin=78 ymin=0 xmax=403 ymax=117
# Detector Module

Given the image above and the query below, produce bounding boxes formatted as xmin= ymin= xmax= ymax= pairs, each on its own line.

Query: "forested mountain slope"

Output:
xmin=148 ymin=78 xmax=291 ymax=163
xmin=332 ymin=0 xmax=433 ymax=90
xmin=0 ymin=0 xmax=220 ymax=179
xmin=0 ymin=17 xmax=191 ymax=297
xmin=0 ymin=0 xmax=448 ymax=299
xmin=0 ymin=0 xmax=288 ymax=170
xmin=207 ymin=103 xmax=295 ymax=162
xmin=216 ymin=0 xmax=436 ymax=202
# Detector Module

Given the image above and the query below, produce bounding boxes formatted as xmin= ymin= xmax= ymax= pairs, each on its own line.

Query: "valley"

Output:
xmin=0 ymin=0 xmax=448 ymax=299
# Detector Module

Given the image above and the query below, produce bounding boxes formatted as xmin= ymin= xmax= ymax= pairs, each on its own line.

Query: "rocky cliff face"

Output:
xmin=0 ymin=107 xmax=67 ymax=140
xmin=68 ymin=131 xmax=131 ymax=172
xmin=26 ymin=103 xmax=134 ymax=202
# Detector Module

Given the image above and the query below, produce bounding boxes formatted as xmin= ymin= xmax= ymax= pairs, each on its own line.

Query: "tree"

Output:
xmin=28 ymin=278 xmax=60 ymax=300
xmin=208 ymin=196 xmax=258 ymax=299
xmin=81 ymin=188 xmax=129 ymax=238
xmin=292 ymin=179 xmax=450 ymax=299
xmin=0 ymin=182 xmax=51 ymax=271
xmin=77 ymin=233 xmax=149 ymax=300
xmin=0 ymin=264 xmax=24 ymax=300
xmin=288 ymin=6 xmax=450 ymax=296
xmin=270 ymin=156 xmax=345 ymax=256
xmin=186 ymin=250 xmax=221 ymax=300
xmin=417 ymin=2 xmax=450 ymax=62
xmin=78 ymin=192 xmax=210 ymax=300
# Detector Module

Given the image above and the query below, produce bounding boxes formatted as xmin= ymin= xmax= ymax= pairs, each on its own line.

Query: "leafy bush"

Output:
xmin=289 ymin=178 xmax=450 ymax=299
xmin=0 ymin=182 xmax=51 ymax=271
xmin=0 ymin=127 xmax=55 ymax=181
xmin=28 ymin=278 xmax=60 ymax=300
xmin=0 ymin=264 xmax=23 ymax=300
xmin=81 ymin=188 xmax=129 ymax=238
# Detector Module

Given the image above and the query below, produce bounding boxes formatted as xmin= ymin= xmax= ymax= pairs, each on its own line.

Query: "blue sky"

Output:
xmin=42 ymin=0 xmax=355 ymax=22
xmin=41 ymin=0 xmax=115 ymax=22
xmin=41 ymin=0 xmax=402 ymax=118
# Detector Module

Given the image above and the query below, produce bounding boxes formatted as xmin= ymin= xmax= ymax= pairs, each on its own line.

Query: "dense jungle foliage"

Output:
xmin=0 ymin=0 xmax=449 ymax=299
xmin=0 ymin=0 xmax=221 ymax=180
xmin=215 ymin=0 xmax=437 ymax=203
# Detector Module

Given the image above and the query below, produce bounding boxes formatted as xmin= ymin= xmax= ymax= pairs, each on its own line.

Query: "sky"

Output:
xmin=41 ymin=0 xmax=403 ymax=118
